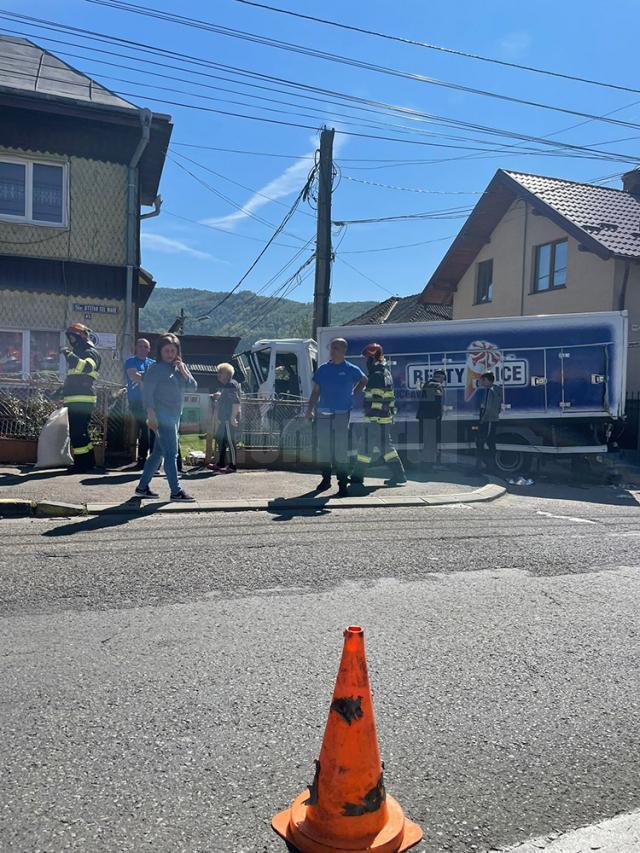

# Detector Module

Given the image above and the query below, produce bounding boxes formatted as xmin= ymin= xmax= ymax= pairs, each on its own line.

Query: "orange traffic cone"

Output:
xmin=272 ymin=625 xmax=423 ymax=853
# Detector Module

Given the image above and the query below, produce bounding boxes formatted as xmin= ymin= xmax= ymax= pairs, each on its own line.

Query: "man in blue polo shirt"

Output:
xmin=305 ymin=337 xmax=367 ymax=497
xmin=125 ymin=338 xmax=156 ymax=469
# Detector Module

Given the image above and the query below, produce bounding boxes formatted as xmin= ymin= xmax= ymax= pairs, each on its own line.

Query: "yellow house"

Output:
xmin=0 ymin=35 xmax=172 ymax=384
xmin=420 ymin=168 xmax=640 ymax=392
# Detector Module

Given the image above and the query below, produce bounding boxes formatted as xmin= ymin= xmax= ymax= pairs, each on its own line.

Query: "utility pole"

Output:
xmin=312 ymin=127 xmax=335 ymax=341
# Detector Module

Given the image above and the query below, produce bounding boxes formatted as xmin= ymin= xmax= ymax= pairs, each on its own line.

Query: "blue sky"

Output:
xmin=2 ymin=0 xmax=639 ymax=308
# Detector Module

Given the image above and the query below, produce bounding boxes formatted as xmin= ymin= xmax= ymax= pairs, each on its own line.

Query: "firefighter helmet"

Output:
xmin=362 ymin=342 xmax=383 ymax=360
xmin=65 ymin=322 xmax=92 ymax=342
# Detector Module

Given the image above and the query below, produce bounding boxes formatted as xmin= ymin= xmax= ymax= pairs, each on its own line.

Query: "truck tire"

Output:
xmin=495 ymin=434 xmax=532 ymax=477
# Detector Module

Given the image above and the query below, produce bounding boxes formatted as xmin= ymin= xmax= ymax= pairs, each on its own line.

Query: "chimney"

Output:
xmin=621 ymin=168 xmax=640 ymax=195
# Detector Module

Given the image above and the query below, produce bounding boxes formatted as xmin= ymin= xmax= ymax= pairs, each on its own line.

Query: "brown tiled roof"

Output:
xmin=0 ymin=35 xmax=137 ymax=111
xmin=346 ymin=294 xmax=452 ymax=325
xmin=504 ymin=170 xmax=640 ymax=259
xmin=421 ymin=168 xmax=640 ymax=305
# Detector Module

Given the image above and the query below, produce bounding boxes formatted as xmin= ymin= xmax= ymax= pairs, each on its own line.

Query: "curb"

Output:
xmin=0 ymin=498 xmax=87 ymax=519
xmin=84 ymin=477 xmax=506 ymax=516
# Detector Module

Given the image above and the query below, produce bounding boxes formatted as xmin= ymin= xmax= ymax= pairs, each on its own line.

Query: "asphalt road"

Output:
xmin=1 ymin=482 xmax=639 ymax=853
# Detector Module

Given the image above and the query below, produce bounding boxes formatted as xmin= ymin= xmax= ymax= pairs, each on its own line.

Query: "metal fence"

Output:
xmin=0 ymin=376 xmax=124 ymax=462
xmin=234 ymin=396 xmax=307 ymax=449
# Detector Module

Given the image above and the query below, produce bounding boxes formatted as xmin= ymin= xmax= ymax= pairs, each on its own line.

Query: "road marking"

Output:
xmin=492 ymin=808 xmax=640 ymax=851
xmin=536 ymin=511 xmax=596 ymax=524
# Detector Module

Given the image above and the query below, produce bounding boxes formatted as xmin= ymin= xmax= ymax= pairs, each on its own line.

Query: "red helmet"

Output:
xmin=66 ymin=322 xmax=92 ymax=342
xmin=362 ymin=342 xmax=383 ymax=360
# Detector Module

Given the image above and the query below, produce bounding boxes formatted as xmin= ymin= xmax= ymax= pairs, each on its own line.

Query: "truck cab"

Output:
xmin=243 ymin=339 xmax=316 ymax=400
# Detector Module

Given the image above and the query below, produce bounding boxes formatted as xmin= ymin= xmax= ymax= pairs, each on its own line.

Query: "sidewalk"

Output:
xmin=0 ymin=464 xmax=504 ymax=516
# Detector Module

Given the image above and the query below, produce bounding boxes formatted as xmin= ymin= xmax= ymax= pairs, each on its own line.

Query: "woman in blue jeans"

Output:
xmin=134 ymin=333 xmax=197 ymax=502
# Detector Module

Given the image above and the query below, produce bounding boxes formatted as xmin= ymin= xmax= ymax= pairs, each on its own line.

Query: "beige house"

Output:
xmin=0 ymin=36 xmax=172 ymax=384
xmin=421 ymin=168 xmax=640 ymax=392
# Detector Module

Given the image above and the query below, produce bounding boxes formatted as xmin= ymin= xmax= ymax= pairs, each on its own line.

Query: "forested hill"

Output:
xmin=140 ymin=287 xmax=377 ymax=347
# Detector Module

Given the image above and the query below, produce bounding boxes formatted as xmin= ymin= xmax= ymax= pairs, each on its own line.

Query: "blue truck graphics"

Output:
xmin=318 ymin=312 xmax=627 ymax=424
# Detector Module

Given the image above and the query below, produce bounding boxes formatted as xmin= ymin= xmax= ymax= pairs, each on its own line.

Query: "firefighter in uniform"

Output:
xmin=351 ymin=342 xmax=407 ymax=487
xmin=61 ymin=323 xmax=101 ymax=471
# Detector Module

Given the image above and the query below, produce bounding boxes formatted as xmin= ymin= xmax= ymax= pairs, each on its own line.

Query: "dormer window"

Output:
xmin=0 ymin=157 xmax=67 ymax=226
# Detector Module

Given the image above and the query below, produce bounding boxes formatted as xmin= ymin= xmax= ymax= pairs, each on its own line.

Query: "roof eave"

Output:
xmin=420 ymin=168 xmax=616 ymax=305
xmin=498 ymin=170 xmax=612 ymax=261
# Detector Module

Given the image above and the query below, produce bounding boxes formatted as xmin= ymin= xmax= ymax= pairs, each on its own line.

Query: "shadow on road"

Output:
xmin=80 ymin=473 xmax=139 ymax=486
xmin=268 ymin=489 xmax=332 ymax=521
xmin=506 ymin=476 xmax=639 ymax=507
xmin=42 ymin=500 xmax=163 ymax=537
xmin=0 ymin=469 xmax=66 ymax=487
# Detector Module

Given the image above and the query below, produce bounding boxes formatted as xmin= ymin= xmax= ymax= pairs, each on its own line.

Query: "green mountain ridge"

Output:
xmin=140 ymin=287 xmax=377 ymax=349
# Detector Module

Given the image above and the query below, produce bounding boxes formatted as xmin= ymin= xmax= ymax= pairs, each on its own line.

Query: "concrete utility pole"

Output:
xmin=312 ymin=127 xmax=335 ymax=341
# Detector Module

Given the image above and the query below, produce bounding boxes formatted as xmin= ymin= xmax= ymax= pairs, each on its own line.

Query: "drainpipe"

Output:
xmin=519 ymin=199 xmax=529 ymax=315
xmin=617 ymin=259 xmax=631 ymax=311
xmin=123 ymin=108 xmax=152 ymax=360
xmin=140 ymin=195 xmax=162 ymax=220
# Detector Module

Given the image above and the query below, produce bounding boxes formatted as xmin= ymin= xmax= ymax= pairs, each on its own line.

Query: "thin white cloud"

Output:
xmin=141 ymin=232 xmax=220 ymax=261
xmin=498 ymin=31 xmax=532 ymax=59
xmin=201 ymin=133 xmax=346 ymax=231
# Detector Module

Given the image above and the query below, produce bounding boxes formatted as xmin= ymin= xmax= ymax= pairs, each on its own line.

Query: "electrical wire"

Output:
xmin=80 ymin=1 xmax=640 ymax=131
xmin=228 ymin=0 xmax=640 ymax=98
xmin=333 ymin=207 xmax=474 ymax=226
xmin=168 ymin=155 xmax=310 ymax=242
xmin=340 ymin=234 xmax=457 ymax=254
xmin=162 ymin=210 xmax=303 ymax=250
xmin=342 ymin=175 xmax=484 ymax=194
xmin=335 ymin=256 xmax=396 ymax=297
xmin=1 ymin=22 xmax=637 ymax=165
xmin=190 ymin=163 xmax=317 ymax=321
xmin=171 ymin=149 xmax=317 ymax=220
xmin=4 ymin=50 xmax=631 ymax=164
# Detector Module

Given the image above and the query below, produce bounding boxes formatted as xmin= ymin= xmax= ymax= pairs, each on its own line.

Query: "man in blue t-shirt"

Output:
xmin=305 ymin=337 xmax=367 ymax=496
xmin=125 ymin=338 xmax=156 ymax=469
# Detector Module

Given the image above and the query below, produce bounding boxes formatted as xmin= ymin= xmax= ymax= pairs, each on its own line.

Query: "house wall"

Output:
xmin=0 ymin=145 xmax=128 ymax=267
xmin=614 ymin=259 xmax=640 ymax=394
xmin=0 ymin=289 xmax=126 ymax=384
xmin=452 ymin=199 xmax=616 ymax=319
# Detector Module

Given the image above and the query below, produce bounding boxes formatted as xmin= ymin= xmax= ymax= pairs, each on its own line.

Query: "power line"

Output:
xmin=340 ymin=234 xmax=457 ymax=254
xmin=162 ymin=210 xmax=303 ymax=250
xmin=171 ymin=149 xmax=317 ymax=220
xmin=333 ymin=207 xmax=474 ymax=226
xmin=167 ymin=155 xmax=310 ymax=241
xmin=342 ymin=175 xmax=484 ymax=195
xmin=4 ymin=46 xmax=630 ymax=164
xmin=1 ymin=21 xmax=637 ymax=165
xmin=189 ymin=163 xmax=317 ymax=320
xmin=228 ymin=0 xmax=640 ymax=98
xmin=81 ymin=1 xmax=640 ymax=132
xmin=336 ymin=256 xmax=396 ymax=297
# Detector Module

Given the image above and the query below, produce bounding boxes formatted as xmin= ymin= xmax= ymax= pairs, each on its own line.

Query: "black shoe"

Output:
xmin=315 ymin=477 xmax=331 ymax=492
xmin=134 ymin=460 xmax=146 ymax=471
xmin=384 ymin=477 xmax=407 ymax=487
xmin=170 ymin=489 xmax=196 ymax=502
xmin=336 ymin=483 xmax=350 ymax=498
xmin=350 ymin=476 xmax=364 ymax=485
xmin=135 ymin=485 xmax=159 ymax=499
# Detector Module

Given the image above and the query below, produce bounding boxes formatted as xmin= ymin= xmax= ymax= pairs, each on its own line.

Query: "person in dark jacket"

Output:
xmin=61 ymin=323 xmax=101 ymax=472
xmin=476 ymin=371 xmax=502 ymax=470
xmin=208 ymin=362 xmax=242 ymax=473
xmin=416 ymin=369 xmax=445 ymax=471
xmin=134 ymin=334 xmax=197 ymax=502
xmin=351 ymin=343 xmax=407 ymax=487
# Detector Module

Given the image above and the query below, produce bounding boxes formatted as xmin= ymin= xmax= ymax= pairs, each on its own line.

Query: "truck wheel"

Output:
xmin=495 ymin=447 xmax=532 ymax=476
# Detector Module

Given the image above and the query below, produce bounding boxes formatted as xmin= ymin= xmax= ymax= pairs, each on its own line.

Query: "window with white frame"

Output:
xmin=0 ymin=330 xmax=63 ymax=379
xmin=0 ymin=157 xmax=67 ymax=226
